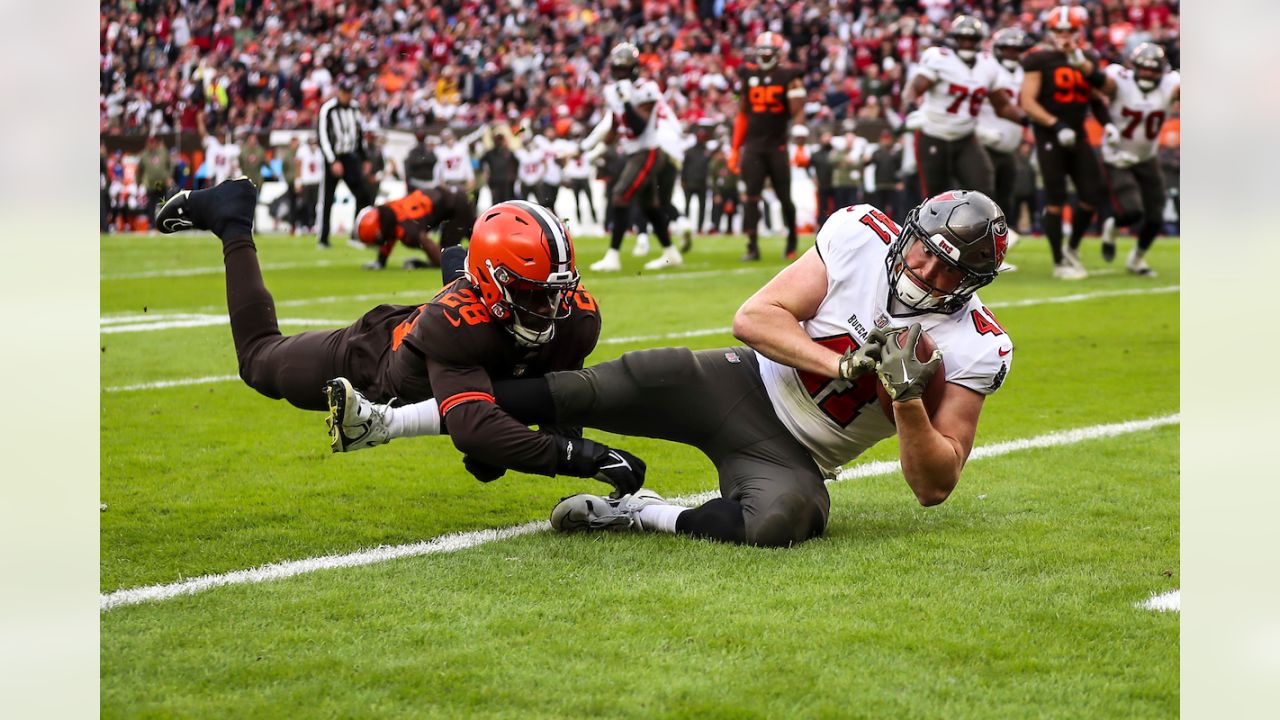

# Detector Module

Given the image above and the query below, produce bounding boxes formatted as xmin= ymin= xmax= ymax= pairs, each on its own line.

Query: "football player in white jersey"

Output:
xmin=326 ymin=192 xmax=1013 ymax=548
xmin=976 ymin=27 xmax=1033 ymax=272
xmin=431 ymin=128 xmax=475 ymax=198
xmin=578 ymin=42 xmax=683 ymax=272
xmin=902 ymin=15 xmax=1027 ymax=199
xmin=1097 ymin=43 xmax=1180 ymax=276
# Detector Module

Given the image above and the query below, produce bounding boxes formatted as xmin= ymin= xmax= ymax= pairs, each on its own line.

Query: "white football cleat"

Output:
xmin=1062 ymin=245 xmax=1085 ymax=271
xmin=324 ymin=377 xmax=392 ymax=453
xmin=1052 ymin=261 xmax=1088 ymax=281
xmin=1126 ymin=248 xmax=1157 ymax=277
xmin=590 ymin=248 xmax=622 ymax=272
xmin=643 ymin=245 xmax=683 ymax=271
xmin=997 ymin=260 xmax=1018 ymax=273
xmin=632 ymin=232 xmax=651 ymax=257
xmin=550 ymin=489 xmax=667 ymax=532
xmin=1100 ymin=217 xmax=1117 ymax=263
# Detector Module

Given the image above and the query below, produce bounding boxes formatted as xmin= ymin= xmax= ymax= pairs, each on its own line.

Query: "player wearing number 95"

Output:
xmin=1020 ymin=5 xmax=1117 ymax=281
xmin=329 ymin=192 xmax=1014 ymax=548
xmin=900 ymin=15 xmax=1028 ymax=202
xmin=154 ymin=180 xmax=647 ymax=496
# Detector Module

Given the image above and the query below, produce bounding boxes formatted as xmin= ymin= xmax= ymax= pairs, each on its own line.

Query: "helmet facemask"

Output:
xmin=885 ymin=212 xmax=996 ymax=317
xmin=1135 ymin=64 xmax=1163 ymax=92
xmin=486 ymin=261 xmax=579 ymax=347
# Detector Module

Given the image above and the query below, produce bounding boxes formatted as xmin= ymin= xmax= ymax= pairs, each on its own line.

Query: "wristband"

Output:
xmin=786 ymin=87 xmax=806 ymax=99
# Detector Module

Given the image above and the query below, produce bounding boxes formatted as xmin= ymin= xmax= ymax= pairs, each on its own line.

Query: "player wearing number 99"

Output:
xmin=900 ymin=15 xmax=1028 ymax=203
xmin=1097 ymin=43 xmax=1180 ymax=277
xmin=1020 ymin=5 xmax=1117 ymax=280
xmin=154 ymin=181 xmax=647 ymax=496
xmin=330 ymin=192 xmax=1014 ymax=549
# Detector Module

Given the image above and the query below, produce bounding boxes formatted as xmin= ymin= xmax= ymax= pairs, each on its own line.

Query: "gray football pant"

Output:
xmin=546 ymin=346 xmax=830 ymax=547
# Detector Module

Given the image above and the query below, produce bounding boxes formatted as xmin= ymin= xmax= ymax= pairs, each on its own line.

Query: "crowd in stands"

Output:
xmin=101 ymin=0 xmax=1180 ymax=138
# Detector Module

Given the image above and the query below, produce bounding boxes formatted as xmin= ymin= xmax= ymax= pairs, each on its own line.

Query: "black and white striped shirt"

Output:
xmin=317 ymin=97 xmax=363 ymax=163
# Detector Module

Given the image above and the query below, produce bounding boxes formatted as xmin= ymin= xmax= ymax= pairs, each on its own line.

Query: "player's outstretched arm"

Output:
xmin=733 ymin=248 xmax=843 ymax=379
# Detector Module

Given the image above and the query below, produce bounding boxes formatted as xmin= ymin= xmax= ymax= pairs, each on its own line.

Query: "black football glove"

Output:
xmin=838 ymin=328 xmax=889 ymax=380
xmin=554 ymin=436 xmax=647 ymax=496
xmin=876 ymin=324 xmax=942 ymax=402
xmin=463 ymin=455 xmax=506 ymax=483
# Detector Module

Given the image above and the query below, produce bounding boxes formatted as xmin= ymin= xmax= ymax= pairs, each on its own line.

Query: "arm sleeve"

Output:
xmin=731 ymin=112 xmax=748 ymax=153
xmin=580 ymin=113 xmax=613 ymax=152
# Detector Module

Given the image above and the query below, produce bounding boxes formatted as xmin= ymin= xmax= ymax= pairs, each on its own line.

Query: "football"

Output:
xmin=876 ymin=328 xmax=947 ymax=423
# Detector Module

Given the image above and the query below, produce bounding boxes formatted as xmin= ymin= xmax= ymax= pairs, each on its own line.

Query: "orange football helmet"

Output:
xmin=466 ymin=201 xmax=579 ymax=346
xmin=754 ymin=32 xmax=786 ymax=70
xmin=355 ymin=206 xmax=381 ymax=245
xmin=1046 ymin=5 xmax=1087 ymax=31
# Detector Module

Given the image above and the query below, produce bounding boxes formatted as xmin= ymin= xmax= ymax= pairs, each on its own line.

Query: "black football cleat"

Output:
xmin=740 ymin=247 xmax=761 ymax=262
xmin=156 ymin=177 xmax=258 ymax=237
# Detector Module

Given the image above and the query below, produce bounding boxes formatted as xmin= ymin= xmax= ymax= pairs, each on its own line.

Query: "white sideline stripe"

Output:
xmin=1137 ymin=589 xmax=1180 ymax=612
xmin=101 ymin=285 xmax=1182 ymax=391
xmin=102 ymin=316 xmax=348 ymax=334
xmin=102 ymin=260 xmax=337 ymax=281
xmin=100 ymin=413 xmax=1178 ymax=612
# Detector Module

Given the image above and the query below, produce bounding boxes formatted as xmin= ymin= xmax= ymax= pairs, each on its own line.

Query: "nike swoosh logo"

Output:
xmin=444 ymin=312 xmax=462 ymax=328
xmin=998 ymin=347 xmax=1012 ymax=356
xmin=899 ymin=358 xmax=913 ymax=384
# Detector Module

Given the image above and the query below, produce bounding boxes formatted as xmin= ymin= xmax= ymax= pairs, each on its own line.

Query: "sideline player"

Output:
xmin=730 ymin=32 xmax=806 ymax=261
xmin=977 ymin=26 xmax=1034 ymax=272
xmin=155 ymin=179 xmax=646 ymax=495
xmin=579 ymin=43 xmax=684 ymax=272
xmin=352 ymin=187 xmax=475 ymax=271
xmin=328 ymin=192 xmax=1014 ymax=548
xmin=901 ymin=16 xmax=1028 ymax=201
xmin=1020 ymin=5 xmax=1115 ymax=280
xmin=1097 ymin=43 xmax=1179 ymax=277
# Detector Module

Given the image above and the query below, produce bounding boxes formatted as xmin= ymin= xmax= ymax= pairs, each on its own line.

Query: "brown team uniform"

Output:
xmin=372 ymin=188 xmax=475 ymax=266
xmin=736 ymin=63 xmax=802 ymax=199
xmin=1021 ymin=46 xmax=1103 ymax=206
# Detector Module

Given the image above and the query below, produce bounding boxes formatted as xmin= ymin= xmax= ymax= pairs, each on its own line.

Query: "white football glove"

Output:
xmin=904 ymin=110 xmax=927 ymax=131
xmin=615 ymin=79 xmax=633 ymax=102
xmin=1102 ymin=123 xmax=1121 ymax=148
xmin=1056 ymin=126 xmax=1077 ymax=148
xmin=1111 ymin=150 xmax=1140 ymax=168
xmin=976 ymin=126 xmax=1002 ymax=147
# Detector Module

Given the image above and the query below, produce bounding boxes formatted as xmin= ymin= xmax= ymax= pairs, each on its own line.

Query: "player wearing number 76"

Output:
xmin=328 ymin=192 xmax=1015 ymax=548
xmin=155 ymin=182 xmax=650 ymax=497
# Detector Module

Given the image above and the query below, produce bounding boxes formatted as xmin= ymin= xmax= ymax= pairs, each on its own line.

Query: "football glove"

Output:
xmin=1111 ymin=150 xmax=1140 ymax=168
xmin=1102 ymin=123 xmax=1121 ymax=148
xmin=838 ymin=328 xmax=888 ymax=381
xmin=876 ymin=324 xmax=943 ymax=403
xmin=1050 ymin=121 xmax=1077 ymax=148
xmin=554 ymin=436 xmax=647 ymax=496
xmin=904 ymin=110 xmax=928 ymax=131
xmin=463 ymin=455 xmax=506 ymax=483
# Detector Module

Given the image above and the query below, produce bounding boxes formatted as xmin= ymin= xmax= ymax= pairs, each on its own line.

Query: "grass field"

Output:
xmin=101 ymin=227 xmax=1179 ymax=718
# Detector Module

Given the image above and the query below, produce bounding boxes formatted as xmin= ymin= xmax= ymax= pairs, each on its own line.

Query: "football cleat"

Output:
xmin=590 ymin=248 xmax=622 ymax=272
xmin=362 ymin=260 xmax=386 ymax=271
xmin=156 ymin=177 xmax=258 ymax=237
xmin=643 ymin=245 xmax=683 ymax=271
xmin=632 ymin=232 xmax=651 ymax=257
xmin=741 ymin=246 xmax=761 ymax=262
xmin=549 ymin=489 xmax=667 ymax=533
xmin=1100 ymin=217 xmax=1117 ymax=262
xmin=1126 ymin=248 xmax=1158 ymax=277
xmin=997 ymin=260 xmax=1019 ymax=273
xmin=324 ymin=377 xmax=393 ymax=453
xmin=1062 ymin=245 xmax=1085 ymax=271
xmin=679 ymin=228 xmax=694 ymax=254
xmin=1052 ymin=261 xmax=1088 ymax=280
xmin=347 ymin=238 xmax=369 ymax=251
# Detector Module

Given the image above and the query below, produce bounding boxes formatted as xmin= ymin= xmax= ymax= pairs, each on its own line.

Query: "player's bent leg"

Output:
xmin=672 ymin=497 xmax=747 ymax=544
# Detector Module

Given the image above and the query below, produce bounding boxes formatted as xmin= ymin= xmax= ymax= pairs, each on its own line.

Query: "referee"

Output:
xmin=316 ymin=76 xmax=375 ymax=249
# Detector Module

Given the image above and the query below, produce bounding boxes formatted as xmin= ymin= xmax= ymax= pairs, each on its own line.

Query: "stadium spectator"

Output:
xmin=680 ymin=131 xmax=711 ymax=234
xmin=295 ymin=135 xmax=324 ymax=233
xmin=808 ymin=131 xmax=838 ymax=229
xmin=238 ymin=132 xmax=267 ymax=188
xmin=869 ymin=129 xmax=903 ymax=220
xmin=138 ymin=135 xmax=173 ymax=229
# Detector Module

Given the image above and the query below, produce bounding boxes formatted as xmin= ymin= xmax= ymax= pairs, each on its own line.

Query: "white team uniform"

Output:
xmin=976 ymin=52 xmax=1024 ymax=154
xmin=603 ymin=79 xmax=665 ymax=154
xmin=204 ymin=136 xmax=239 ymax=186
xmin=562 ymin=152 xmax=592 ymax=181
xmin=915 ymin=46 xmax=1003 ymax=141
xmin=433 ymin=141 xmax=474 ymax=186
xmin=1101 ymin=66 xmax=1179 ymax=166
xmin=514 ymin=146 xmax=545 ymax=189
xmin=757 ymin=204 xmax=1013 ymax=475
xmin=297 ymin=144 xmax=324 ymax=186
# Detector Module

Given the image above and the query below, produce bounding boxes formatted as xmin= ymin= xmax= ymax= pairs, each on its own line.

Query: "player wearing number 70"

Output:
xmin=900 ymin=15 xmax=1028 ymax=201
xmin=154 ymin=181 xmax=650 ymax=497
xmin=328 ymin=192 xmax=1015 ymax=548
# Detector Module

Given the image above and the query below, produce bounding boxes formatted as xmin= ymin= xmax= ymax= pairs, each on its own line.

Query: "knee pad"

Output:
xmin=744 ymin=492 xmax=826 ymax=548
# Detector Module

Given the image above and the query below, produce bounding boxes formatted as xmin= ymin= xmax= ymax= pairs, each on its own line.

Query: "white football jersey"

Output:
xmin=433 ymin=141 xmax=474 ymax=184
xmin=296 ymin=144 xmax=325 ymax=185
xmin=915 ymin=46 xmax=1003 ymax=141
xmin=562 ymin=152 xmax=592 ymax=180
xmin=603 ymin=79 xmax=665 ymax=154
xmin=1102 ymin=66 xmax=1179 ymax=165
xmin=514 ymin=147 xmax=545 ymax=185
xmin=757 ymin=204 xmax=1014 ymax=476
xmin=976 ymin=52 xmax=1025 ymax=154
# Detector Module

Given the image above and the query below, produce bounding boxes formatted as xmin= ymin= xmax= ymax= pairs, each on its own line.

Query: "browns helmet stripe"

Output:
xmin=508 ymin=200 xmax=573 ymax=274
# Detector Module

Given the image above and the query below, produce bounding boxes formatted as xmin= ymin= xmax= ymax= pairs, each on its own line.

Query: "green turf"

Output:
xmin=101 ymin=230 xmax=1179 ymax=717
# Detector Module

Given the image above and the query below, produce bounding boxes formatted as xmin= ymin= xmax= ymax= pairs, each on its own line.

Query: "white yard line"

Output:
xmin=101 ymin=285 xmax=1180 ymax=392
xmin=101 ymin=315 xmax=348 ymax=334
xmin=100 ymin=413 xmax=1179 ymax=611
xmin=102 ymin=260 xmax=337 ymax=281
xmin=1137 ymin=589 xmax=1181 ymax=612
xmin=105 ymin=375 xmax=243 ymax=393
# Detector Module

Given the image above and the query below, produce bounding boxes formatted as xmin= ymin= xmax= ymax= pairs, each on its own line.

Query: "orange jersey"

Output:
xmin=387 ymin=190 xmax=436 ymax=224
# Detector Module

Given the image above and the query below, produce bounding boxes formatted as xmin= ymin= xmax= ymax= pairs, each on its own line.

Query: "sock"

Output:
xmin=780 ymin=200 xmax=798 ymax=249
xmin=643 ymin=205 xmax=672 ymax=248
xmin=674 ymin=497 xmax=746 ymax=544
xmin=1042 ymin=210 xmax=1064 ymax=264
xmin=385 ymin=398 xmax=441 ymax=438
xmin=1138 ymin=221 xmax=1160 ymax=252
xmin=743 ymin=199 xmax=760 ymax=248
xmin=637 ymin=504 xmax=686 ymax=533
xmin=1069 ymin=206 xmax=1094 ymax=250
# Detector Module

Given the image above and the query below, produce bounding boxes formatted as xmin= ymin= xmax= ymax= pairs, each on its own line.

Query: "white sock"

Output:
xmin=385 ymin=398 xmax=441 ymax=438
xmin=637 ymin=504 xmax=686 ymax=534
